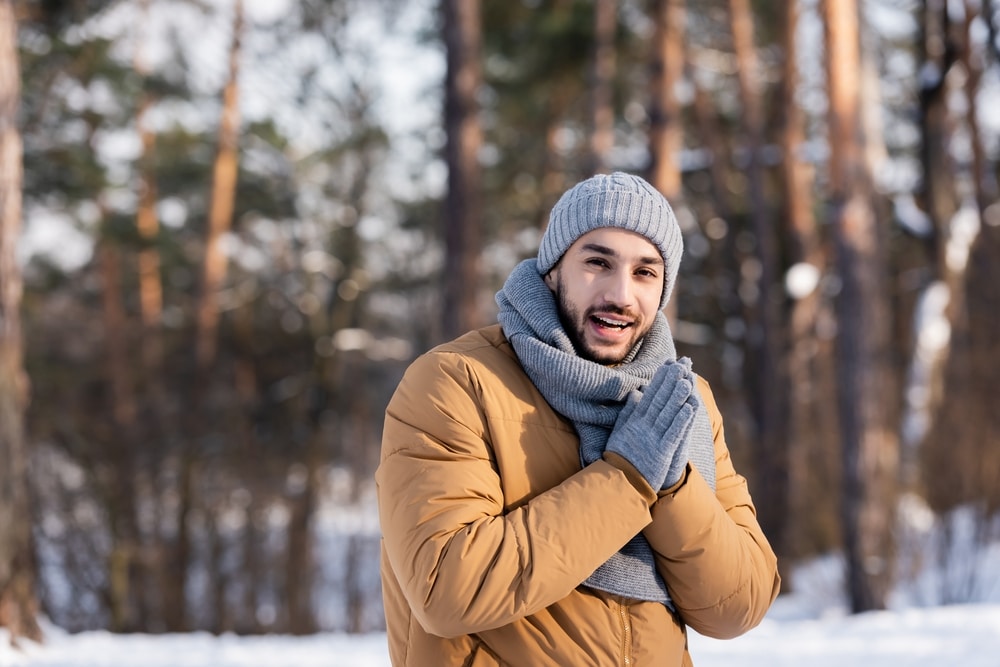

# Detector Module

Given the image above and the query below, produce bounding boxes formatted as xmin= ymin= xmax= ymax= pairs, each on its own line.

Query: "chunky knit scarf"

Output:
xmin=496 ymin=259 xmax=716 ymax=607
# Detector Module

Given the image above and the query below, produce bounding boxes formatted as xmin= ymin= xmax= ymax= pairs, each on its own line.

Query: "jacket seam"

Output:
xmin=380 ymin=438 xmax=492 ymax=463
xmin=678 ymin=577 xmax=750 ymax=612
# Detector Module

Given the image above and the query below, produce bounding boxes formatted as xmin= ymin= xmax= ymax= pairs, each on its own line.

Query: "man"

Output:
xmin=377 ymin=172 xmax=780 ymax=666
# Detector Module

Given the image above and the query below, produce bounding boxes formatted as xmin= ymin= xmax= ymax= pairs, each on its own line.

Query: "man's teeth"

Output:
xmin=594 ymin=316 xmax=628 ymax=329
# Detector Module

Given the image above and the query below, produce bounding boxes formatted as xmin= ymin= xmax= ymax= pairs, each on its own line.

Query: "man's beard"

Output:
xmin=553 ymin=278 xmax=648 ymax=366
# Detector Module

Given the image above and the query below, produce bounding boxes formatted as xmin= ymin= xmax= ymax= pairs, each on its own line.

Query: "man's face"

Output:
xmin=544 ymin=227 xmax=665 ymax=365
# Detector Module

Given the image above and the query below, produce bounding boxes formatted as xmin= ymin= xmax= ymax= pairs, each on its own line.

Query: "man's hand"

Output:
xmin=605 ymin=358 xmax=698 ymax=490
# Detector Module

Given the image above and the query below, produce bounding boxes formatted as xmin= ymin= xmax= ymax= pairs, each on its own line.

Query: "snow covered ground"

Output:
xmin=4 ymin=597 xmax=1000 ymax=666
xmin=6 ymin=499 xmax=999 ymax=665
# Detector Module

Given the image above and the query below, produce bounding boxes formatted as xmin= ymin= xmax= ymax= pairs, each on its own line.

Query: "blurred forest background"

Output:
xmin=1 ymin=0 xmax=999 ymax=643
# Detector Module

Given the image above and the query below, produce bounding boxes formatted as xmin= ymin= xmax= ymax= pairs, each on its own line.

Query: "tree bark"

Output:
xmin=728 ymin=0 xmax=788 ymax=570
xmin=649 ymin=0 xmax=684 ymax=198
xmin=196 ymin=0 xmax=244 ymax=371
xmin=165 ymin=0 xmax=245 ymax=632
xmin=130 ymin=0 xmax=164 ymax=629
xmin=779 ymin=0 xmax=837 ymax=562
xmin=134 ymin=0 xmax=164 ymax=368
xmin=97 ymin=238 xmax=144 ymax=632
xmin=904 ymin=0 xmax=968 ymax=497
xmin=960 ymin=1 xmax=995 ymax=212
xmin=441 ymin=0 xmax=483 ymax=341
xmin=920 ymin=0 xmax=1000 ymax=535
xmin=588 ymin=0 xmax=615 ymax=174
xmin=0 ymin=0 xmax=41 ymax=642
xmin=648 ymin=0 xmax=684 ymax=325
xmin=685 ymin=61 xmax=732 ymax=222
xmin=164 ymin=0 xmax=243 ymax=632
xmin=823 ymin=0 xmax=898 ymax=613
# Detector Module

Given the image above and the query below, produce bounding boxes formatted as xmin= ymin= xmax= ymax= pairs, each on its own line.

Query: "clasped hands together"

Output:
xmin=604 ymin=358 xmax=699 ymax=491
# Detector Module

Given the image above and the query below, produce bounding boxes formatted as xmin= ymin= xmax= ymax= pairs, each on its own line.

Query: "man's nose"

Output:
xmin=603 ymin=272 xmax=635 ymax=306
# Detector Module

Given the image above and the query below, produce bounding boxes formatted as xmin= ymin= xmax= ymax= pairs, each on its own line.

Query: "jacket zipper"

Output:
xmin=618 ymin=599 xmax=633 ymax=667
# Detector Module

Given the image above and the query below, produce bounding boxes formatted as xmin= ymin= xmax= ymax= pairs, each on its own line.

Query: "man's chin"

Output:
xmin=580 ymin=343 xmax=632 ymax=366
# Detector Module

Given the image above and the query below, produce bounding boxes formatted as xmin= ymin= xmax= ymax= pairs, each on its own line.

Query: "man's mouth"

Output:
xmin=591 ymin=314 xmax=632 ymax=330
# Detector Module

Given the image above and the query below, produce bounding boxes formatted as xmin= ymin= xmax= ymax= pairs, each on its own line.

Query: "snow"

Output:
xmin=692 ymin=602 xmax=1000 ymax=666
xmin=784 ymin=262 xmax=821 ymax=299
xmin=3 ymin=602 xmax=1000 ymax=666
xmin=0 ymin=626 xmax=392 ymax=666
xmin=7 ymin=488 xmax=1000 ymax=665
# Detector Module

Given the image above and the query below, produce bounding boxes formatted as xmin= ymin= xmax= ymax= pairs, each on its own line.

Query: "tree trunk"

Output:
xmin=922 ymin=215 xmax=1000 ymax=516
xmin=728 ymin=0 xmax=788 ymax=571
xmin=284 ymin=461 xmax=317 ymax=635
xmin=960 ymin=1 xmax=995 ymax=213
xmin=196 ymin=0 xmax=244 ymax=370
xmin=208 ymin=511 xmax=230 ymax=634
xmin=165 ymin=0 xmax=245 ymax=633
xmin=134 ymin=0 xmax=163 ymax=368
xmin=648 ymin=0 xmax=685 ymax=324
xmin=588 ymin=0 xmax=615 ymax=174
xmin=905 ymin=0 xmax=971 ymax=504
xmin=779 ymin=0 xmax=837 ymax=562
xmin=97 ymin=238 xmax=144 ymax=632
xmin=0 ymin=0 xmax=41 ymax=641
xmin=441 ymin=0 xmax=483 ymax=341
xmin=823 ymin=0 xmax=898 ymax=613
xmin=162 ymin=446 xmax=194 ymax=632
xmin=920 ymin=0 xmax=1000 ymax=529
xmin=239 ymin=502 xmax=262 ymax=634
xmin=685 ymin=62 xmax=731 ymax=222
xmin=130 ymin=0 xmax=164 ymax=629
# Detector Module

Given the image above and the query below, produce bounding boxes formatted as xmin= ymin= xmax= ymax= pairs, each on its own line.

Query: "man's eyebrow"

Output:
xmin=578 ymin=242 xmax=663 ymax=266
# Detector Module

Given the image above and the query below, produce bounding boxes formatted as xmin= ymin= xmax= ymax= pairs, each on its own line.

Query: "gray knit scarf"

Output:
xmin=496 ymin=258 xmax=716 ymax=608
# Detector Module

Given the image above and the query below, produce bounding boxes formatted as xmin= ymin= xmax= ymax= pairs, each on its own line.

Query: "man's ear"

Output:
xmin=543 ymin=269 xmax=557 ymax=291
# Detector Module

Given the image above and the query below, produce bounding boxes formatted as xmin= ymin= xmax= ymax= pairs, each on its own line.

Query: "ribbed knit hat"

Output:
xmin=538 ymin=172 xmax=684 ymax=308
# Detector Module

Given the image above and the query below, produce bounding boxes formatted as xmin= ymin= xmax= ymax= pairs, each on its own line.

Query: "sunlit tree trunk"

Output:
xmin=441 ymin=0 xmax=483 ymax=341
xmin=648 ymin=0 xmax=684 ymax=324
xmin=919 ymin=1 xmax=1000 ymax=566
xmin=0 ymin=0 xmax=41 ymax=642
xmin=823 ymin=0 xmax=898 ymax=613
xmin=904 ymin=0 xmax=967 ymax=500
xmin=134 ymin=0 xmax=163 ymax=367
xmin=130 ymin=0 xmax=163 ymax=631
xmin=917 ymin=0 xmax=964 ymax=336
xmin=166 ymin=0 xmax=244 ymax=633
xmin=960 ymin=1 xmax=994 ymax=213
xmin=588 ymin=0 xmax=615 ymax=174
xmin=779 ymin=0 xmax=838 ymax=562
xmin=918 ymin=0 xmax=960 ymax=271
xmin=196 ymin=0 xmax=243 ymax=370
xmin=648 ymin=0 xmax=683 ymax=203
xmin=920 ymin=0 xmax=1000 ymax=566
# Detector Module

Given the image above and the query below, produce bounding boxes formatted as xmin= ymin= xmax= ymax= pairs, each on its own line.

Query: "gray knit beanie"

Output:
xmin=538 ymin=172 xmax=684 ymax=308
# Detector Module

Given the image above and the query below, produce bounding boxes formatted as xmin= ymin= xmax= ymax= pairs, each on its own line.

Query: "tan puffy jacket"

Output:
xmin=377 ymin=325 xmax=780 ymax=666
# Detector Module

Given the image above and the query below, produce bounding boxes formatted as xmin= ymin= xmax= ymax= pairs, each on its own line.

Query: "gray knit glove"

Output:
xmin=605 ymin=358 xmax=698 ymax=490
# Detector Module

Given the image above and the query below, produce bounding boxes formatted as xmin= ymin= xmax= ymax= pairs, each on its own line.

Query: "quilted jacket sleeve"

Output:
xmin=643 ymin=376 xmax=781 ymax=639
xmin=376 ymin=347 xmax=656 ymax=639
